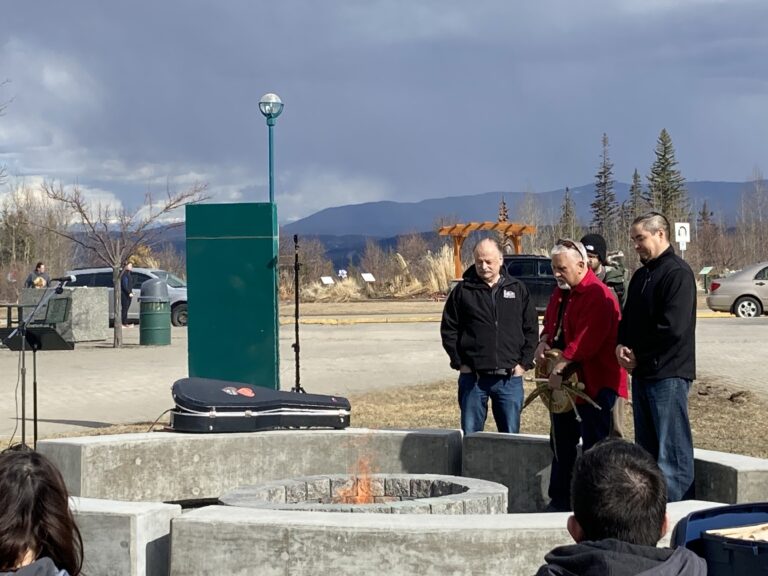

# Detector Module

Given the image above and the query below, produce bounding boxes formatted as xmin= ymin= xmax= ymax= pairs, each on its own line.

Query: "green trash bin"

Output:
xmin=139 ymin=278 xmax=171 ymax=346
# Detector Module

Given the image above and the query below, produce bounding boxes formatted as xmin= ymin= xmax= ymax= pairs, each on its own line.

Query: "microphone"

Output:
xmin=51 ymin=275 xmax=77 ymax=283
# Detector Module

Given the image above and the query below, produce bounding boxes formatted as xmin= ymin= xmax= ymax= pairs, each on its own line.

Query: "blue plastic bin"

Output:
xmin=672 ymin=502 xmax=768 ymax=575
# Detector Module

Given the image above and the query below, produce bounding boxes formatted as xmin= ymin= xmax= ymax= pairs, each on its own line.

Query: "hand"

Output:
xmin=548 ymin=360 xmax=569 ymax=390
xmin=615 ymin=345 xmax=636 ymax=370
xmin=512 ymin=364 xmax=525 ymax=377
xmin=129 ymin=292 xmax=133 ymax=298
xmin=459 ymin=365 xmax=473 ymax=374
xmin=548 ymin=371 xmax=563 ymax=390
xmin=534 ymin=340 xmax=550 ymax=363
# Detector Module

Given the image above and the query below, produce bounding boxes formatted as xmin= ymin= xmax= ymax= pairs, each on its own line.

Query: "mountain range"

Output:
xmin=281 ymin=180 xmax=749 ymax=238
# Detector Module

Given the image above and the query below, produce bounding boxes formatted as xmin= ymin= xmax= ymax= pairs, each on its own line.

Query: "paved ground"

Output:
xmin=0 ymin=305 xmax=764 ymax=442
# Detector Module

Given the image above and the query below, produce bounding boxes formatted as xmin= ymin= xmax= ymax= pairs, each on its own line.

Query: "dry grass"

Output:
xmin=36 ymin=377 xmax=767 ymax=461
xmin=349 ymin=377 xmax=768 ymax=459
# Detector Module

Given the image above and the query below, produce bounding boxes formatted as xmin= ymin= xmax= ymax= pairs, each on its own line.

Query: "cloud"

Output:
xmin=276 ymin=167 xmax=394 ymax=223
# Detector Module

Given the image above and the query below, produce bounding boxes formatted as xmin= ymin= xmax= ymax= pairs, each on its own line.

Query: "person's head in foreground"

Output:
xmin=537 ymin=439 xmax=707 ymax=576
xmin=569 ymin=438 xmax=667 ymax=546
xmin=0 ymin=448 xmax=83 ymax=575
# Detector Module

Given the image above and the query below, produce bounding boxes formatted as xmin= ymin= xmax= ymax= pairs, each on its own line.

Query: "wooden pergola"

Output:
xmin=438 ymin=222 xmax=536 ymax=279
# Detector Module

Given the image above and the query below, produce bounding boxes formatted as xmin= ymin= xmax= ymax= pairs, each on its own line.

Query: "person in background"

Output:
xmin=0 ymin=448 xmax=84 ymax=575
xmin=24 ymin=262 xmax=50 ymax=289
xmin=120 ymin=262 xmax=134 ymax=328
xmin=535 ymin=438 xmax=706 ymax=575
xmin=616 ymin=212 xmax=697 ymax=502
xmin=580 ymin=233 xmax=629 ymax=438
xmin=441 ymin=238 xmax=538 ymax=434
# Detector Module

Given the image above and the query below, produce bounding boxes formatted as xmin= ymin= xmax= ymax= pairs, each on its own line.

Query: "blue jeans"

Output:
xmin=548 ymin=387 xmax=617 ymax=511
xmin=632 ymin=377 xmax=695 ymax=502
xmin=457 ymin=372 xmax=523 ymax=434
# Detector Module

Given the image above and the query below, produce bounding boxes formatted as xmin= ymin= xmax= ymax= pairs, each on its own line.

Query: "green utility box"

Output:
xmin=185 ymin=203 xmax=279 ymax=389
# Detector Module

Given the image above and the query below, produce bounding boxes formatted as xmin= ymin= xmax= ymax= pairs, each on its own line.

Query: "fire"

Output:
xmin=336 ymin=456 xmax=376 ymax=504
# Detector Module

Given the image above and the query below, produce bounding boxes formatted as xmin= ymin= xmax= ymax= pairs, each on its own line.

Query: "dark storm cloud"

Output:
xmin=1 ymin=1 xmax=767 ymax=222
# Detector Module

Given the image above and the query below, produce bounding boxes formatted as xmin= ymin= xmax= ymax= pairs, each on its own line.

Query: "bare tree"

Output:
xmin=0 ymin=79 xmax=11 ymax=186
xmin=39 ymin=180 xmax=208 ymax=347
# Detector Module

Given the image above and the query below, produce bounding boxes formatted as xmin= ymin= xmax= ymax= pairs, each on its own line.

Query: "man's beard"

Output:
xmin=556 ymin=279 xmax=570 ymax=290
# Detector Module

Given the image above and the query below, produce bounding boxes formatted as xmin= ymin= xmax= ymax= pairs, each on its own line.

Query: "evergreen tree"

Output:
xmin=558 ymin=186 xmax=579 ymax=239
xmin=628 ymin=168 xmax=649 ymax=216
xmin=590 ymin=133 xmax=619 ymax=242
xmin=646 ymin=128 xmax=689 ymax=221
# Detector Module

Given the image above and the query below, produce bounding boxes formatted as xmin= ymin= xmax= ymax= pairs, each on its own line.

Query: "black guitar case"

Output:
xmin=169 ymin=377 xmax=351 ymax=433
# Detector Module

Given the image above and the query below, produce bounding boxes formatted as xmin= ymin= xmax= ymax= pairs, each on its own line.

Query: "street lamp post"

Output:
xmin=258 ymin=93 xmax=284 ymax=204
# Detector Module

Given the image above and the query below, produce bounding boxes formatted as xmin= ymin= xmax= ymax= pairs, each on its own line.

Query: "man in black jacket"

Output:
xmin=536 ymin=438 xmax=706 ymax=575
xmin=615 ymin=212 xmax=697 ymax=501
xmin=441 ymin=238 xmax=538 ymax=434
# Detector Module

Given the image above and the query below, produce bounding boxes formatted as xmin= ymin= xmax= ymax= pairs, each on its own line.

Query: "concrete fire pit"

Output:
xmin=219 ymin=473 xmax=508 ymax=514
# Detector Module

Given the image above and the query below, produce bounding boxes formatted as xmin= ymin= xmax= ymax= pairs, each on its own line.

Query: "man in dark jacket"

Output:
xmin=441 ymin=238 xmax=538 ymax=434
xmin=536 ymin=438 xmax=707 ymax=576
xmin=615 ymin=212 xmax=697 ymax=502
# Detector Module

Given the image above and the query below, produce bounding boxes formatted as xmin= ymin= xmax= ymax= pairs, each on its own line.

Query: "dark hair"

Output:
xmin=571 ymin=439 xmax=667 ymax=546
xmin=0 ymin=449 xmax=83 ymax=574
xmin=35 ymin=262 xmax=45 ymax=271
xmin=632 ymin=211 xmax=670 ymax=237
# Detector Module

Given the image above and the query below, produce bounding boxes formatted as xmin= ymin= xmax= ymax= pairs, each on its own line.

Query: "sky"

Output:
xmin=1 ymin=0 xmax=767 ymax=224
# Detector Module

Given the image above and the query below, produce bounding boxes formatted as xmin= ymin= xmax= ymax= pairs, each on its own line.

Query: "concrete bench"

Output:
xmin=169 ymin=500 xmax=721 ymax=576
xmin=72 ymin=497 xmax=180 ymax=576
xmin=39 ymin=429 xmax=463 ymax=501
xmin=463 ymin=433 xmax=768 ymax=512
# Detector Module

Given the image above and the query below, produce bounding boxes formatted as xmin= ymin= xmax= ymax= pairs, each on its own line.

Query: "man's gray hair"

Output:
xmin=551 ymin=239 xmax=588 ymax=262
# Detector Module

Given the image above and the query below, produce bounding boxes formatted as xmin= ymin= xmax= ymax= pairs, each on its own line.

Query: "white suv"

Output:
xmin=66 ymin=267 xmax=188 ymax=326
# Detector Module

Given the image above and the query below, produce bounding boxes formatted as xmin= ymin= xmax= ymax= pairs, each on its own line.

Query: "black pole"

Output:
xmin=291 ymin=234 xmax=305 ymax=393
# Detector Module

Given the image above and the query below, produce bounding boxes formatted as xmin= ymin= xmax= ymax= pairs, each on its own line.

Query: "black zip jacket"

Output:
xmin=617 ymin=246 xmax=696 ymax=381
xmin=535 ymin=539 xmax=707 ymax=576
xmin=440 ymin=266 xmax=538 ymax=372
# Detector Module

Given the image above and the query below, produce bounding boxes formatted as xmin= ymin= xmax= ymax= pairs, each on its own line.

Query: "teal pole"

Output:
xmin=267 ymin=116 xmax=276 ymax=204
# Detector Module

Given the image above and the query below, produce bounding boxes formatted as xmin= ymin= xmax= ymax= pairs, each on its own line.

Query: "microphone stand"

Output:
xmin=291 ymin=234 xmax=305 ymax=393
xmin=2 ymin=279 xmax=69 ymax=448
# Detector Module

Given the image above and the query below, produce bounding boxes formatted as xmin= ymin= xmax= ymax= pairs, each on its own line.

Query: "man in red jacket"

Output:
xmin=535 ymin=239 xmax=627 ymax=511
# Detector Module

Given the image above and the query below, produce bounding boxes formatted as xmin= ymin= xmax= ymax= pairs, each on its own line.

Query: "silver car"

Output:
xmin=706 ymin=261 xmax=768 ymax=318
xmin=66 ymin=267 xmax=188 ymax=326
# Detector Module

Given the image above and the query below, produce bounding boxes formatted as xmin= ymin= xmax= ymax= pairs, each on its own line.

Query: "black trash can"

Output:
xmin=139 ymin=278 xmax=171 ymax=346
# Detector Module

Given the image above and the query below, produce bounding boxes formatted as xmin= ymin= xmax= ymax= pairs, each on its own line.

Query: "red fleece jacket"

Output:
xmin=541 ymin=269 xmax=628 ymax=400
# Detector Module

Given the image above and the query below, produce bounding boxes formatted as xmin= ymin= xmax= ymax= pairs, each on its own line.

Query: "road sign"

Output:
xmin=675 ymin=222 xmax=690 ymax=243
xmin=699 ymin=266 xmax=714 ymax=275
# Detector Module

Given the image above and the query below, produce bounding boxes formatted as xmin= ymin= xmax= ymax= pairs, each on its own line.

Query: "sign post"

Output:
xmin=675 ymin=222 xmax=690 ymax=260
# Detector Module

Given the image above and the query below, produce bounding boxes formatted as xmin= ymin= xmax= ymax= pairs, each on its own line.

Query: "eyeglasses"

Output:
xmin=555 ymin=238 xmax=587 ymax=261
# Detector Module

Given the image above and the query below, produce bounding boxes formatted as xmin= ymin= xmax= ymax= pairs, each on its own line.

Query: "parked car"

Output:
xmin=66 ymin=267 xmax=189 ymax=326
xmin=503 ymin=254 xmax=557 ymax=313
xmin=706 ymin=261 xmax=768 ymax=318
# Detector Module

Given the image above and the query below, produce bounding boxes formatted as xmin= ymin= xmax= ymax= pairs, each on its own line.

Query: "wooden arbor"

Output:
xmin=438 ymin=222 xmax=536 ymax=279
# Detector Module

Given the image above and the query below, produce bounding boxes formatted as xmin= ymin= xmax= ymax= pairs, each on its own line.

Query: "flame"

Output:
xmin=336 ymin=456 xmax=376 ymax=504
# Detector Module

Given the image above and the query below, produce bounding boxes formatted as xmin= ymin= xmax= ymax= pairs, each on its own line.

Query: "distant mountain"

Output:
xmin=282 ymin=181 xmax=750 ymax=237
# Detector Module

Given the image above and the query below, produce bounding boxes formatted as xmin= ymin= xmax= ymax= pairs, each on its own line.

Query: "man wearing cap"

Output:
xmin=535 ymin=239 xmax=627 ymax=511
xmin=580 ymin=233 xmax=627 ymax=308
xmin=580 ymin=233 xmax=629 ymax=438
xmin=441 ymin=238 xmax=538 ymax=435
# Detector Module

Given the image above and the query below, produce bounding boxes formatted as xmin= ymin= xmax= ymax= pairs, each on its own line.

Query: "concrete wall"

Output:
xmin=21 ymin=287 xmax=109 ymax=342
xmin=463 ymin=432 xmax=551 ymax=512
xmin=39 ymin=429 xmax=462 ymax=501
xmin=72 ymin=497 xmax=181 ymax=576
xmin=695 ymin=448 xmax=768 ymax=503
xmin=463 ymin=433 xmax=768 ymax=512
xmin=169 ymin=501 xmax=721 ymax=576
